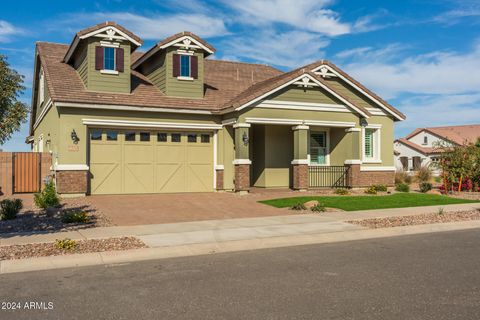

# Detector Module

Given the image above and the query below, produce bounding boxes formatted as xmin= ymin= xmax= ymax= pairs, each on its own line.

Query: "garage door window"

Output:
xmin=125 ymin=132 xmax=135 ymax=141
xmin=157 ymin=133 xmax=167 ymax=142
xmin=188 ymin=134 xmax=197 ymax=143
xmin=172 ymin=133 xmax=181 ymax=142
xmin=91 ymin=130 xmax=102 ymax=141
xmin=201 ymin=134 xmax=210 ymax=143
xmin=140 ymin=132 xmax=150 ymax=142
xmin=106 ymin=131 xmax=118 ymax=141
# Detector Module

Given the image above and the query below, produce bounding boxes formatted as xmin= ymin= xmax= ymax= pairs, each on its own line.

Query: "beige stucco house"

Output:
xmin=28 ymin=22 xmax=405 ymax=196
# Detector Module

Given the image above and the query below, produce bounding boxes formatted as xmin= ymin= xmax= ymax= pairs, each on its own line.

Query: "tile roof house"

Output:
xmin=29 ymin=22 xmax=405 ymax=196
xmin=394 ymin=124 xmax=480 ymax=173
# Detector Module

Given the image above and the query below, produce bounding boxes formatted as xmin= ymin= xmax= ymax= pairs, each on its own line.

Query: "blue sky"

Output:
xmin=1 ymin=0 xmax=480 ymax=151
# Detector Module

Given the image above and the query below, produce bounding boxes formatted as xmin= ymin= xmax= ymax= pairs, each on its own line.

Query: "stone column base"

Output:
xmin=56 ymin=170 xmax=88 ymax=195
xmin=216 ymin=169 xmax=224 ymax=190
xmin=292 ymin=164 xmax=309 ymax=190
xmin=234 ymin=164 xmax=250 ymax=192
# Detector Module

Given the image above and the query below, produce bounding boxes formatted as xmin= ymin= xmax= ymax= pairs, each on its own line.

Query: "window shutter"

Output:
xmin=172 ymin=54 xmax=180 ymax=77
xmin=116 ymin=48 xmax=124 ymax=72
xmin=400 ymin=157 xmax=408 ymax=170
xmin=191 ymin=55 xmax=198 ymax=79
xmin=95 ymin=46 xmax=103 ymax=70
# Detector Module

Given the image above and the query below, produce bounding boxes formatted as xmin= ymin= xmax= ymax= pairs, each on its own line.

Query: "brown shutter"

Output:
xmin=172 ymin=54 xmax=180 ymax=77
xmin=191 ymin=55 xmax=198 ymax=79
xmin=95 ymin=46 xmax=103 ymax=70
xmin=400 ymin=157 xmax=408 ymax=170
xmin=116 ymin=48 xmax=124 ymax=72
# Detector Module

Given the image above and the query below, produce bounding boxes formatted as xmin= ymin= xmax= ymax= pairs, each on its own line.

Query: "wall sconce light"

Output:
xmin=360 ymin=118 xmax=368 ymax=127
xmin=242 ymin=132 xmax=249 ymax=146
xmin=70 ymin=129 xmax=79 ymax=144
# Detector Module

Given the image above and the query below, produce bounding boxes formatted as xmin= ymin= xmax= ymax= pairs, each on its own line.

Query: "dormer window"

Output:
xmin=104 ymin=47 xmax=115 ymax=71
xmin=173 ymin=54 xmax=198 ymax=80
xmin=95 ymin=45 xmax=124 ymax=74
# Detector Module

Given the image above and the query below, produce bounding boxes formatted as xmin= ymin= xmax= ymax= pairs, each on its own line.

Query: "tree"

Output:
xmin=0 ymin=54 xmax=29 ymax=145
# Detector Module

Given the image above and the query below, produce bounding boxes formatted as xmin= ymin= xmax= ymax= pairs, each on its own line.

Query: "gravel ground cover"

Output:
xmin=0 ymin=237 xmax=146 ymax=260
xmin=348 ymin=209 xmax=480 ymax=229
xmin=0 ymin=198 xmax=113 ymax=234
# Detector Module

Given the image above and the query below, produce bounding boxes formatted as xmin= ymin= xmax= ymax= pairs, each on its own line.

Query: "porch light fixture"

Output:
xmin=242 ymin=132 xmax=249 ymax=146
xmin=70 ymin=129 xmax=79 ymax=144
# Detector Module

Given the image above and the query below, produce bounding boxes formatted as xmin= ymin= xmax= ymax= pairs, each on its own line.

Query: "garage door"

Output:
xmin=89 ymin=129 xmax=214 ymax=194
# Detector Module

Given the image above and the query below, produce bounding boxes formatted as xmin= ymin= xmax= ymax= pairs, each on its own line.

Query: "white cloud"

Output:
xmin=221 ymin=30 xmax=329 ymax=68
xmin=0 ymin=20 xmax=22 ymax=42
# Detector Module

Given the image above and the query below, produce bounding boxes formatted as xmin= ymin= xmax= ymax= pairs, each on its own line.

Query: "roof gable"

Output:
xmin=406 ymin=125 xmax=480 ymax=145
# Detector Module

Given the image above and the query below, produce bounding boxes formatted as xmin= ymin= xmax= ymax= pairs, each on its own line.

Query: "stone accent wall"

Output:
xmin=346 ymin=164 xmax=394 ymax=187
xmin=56 ymin=170 xmax=88 ymax=194
xmin=234 ymin=164 xmax=250 ymax=192
xmin=292 ymin=164 xmax=308 ymax=190
xmin=216 ymin=169 xmax=224 ymax=190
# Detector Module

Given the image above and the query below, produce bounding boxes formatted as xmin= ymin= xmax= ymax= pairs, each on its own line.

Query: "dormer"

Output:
xmin=133 ymin=32 xmax=215 ymax=99
xmin=63 ymin=22 xmax=143 ymax=94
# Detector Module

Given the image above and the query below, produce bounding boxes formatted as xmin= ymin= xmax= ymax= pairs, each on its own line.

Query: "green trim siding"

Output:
xmin=324 ymin=78 xmax=381 ymax=110
xmin=271 ymin=86 xmax=341 ymax=105
xmin=140 ymin=52 xmax=167 ymax=93
xmin=72 ymin=41 xmax=88 ymax=86
xmin=33 ymin=104 xmax=59 ymax=155
xmin=164 ymin=48 xmax=204 ymax=98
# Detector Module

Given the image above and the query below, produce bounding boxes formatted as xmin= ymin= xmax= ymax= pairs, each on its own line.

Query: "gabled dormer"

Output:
xmin=133 ymin=32 xmax=215 ymax=99
xmin=63 ymin=22 xmax=143 ymax=93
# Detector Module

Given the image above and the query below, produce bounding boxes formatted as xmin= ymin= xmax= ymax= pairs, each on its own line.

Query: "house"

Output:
xmin=394 ymin=124 xmax=480 ymax=174
xmin=28 ymin=22 xmax=405 ymax=196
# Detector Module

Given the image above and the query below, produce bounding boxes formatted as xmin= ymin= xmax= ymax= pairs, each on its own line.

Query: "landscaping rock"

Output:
xmin=304 ymin=200 xmax=319 ymax=209
xmin=426 ymin=189 xmax=442 ymax=195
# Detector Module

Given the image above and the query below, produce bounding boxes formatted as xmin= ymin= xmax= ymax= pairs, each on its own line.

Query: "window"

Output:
xmin=38 ymin=69 xmax=45 ymax=105
xmin=106 ymin=131 xmax=118 ymax=141
xmin=125 ymin=132 xmax=136 ymax=141
xmin=104 ymin=47 xmax=115 ymax=71
xmin=171 ymin=133 xmax=181 ymax=142
xmin=188 ymin=134 xmax=197 ymax=143
xmin=91 ymin=130 xmax=102 ymax=141
xmin=140 ymin=132 xmax=150 ymax=142
xmin=201 ymin=134 xmax=210 ymax=143
xmin=310 ymin=132 xmax=327 ymax=165
xmin=423 ymin=136 xmax=428 ymax=145
xmin=180 ymin=55 xmax=190 ymax=77
xmin=364 ymin=129 xmax=374 ymax=158
xmin=157 ymin=133 xmax=167 ymax=142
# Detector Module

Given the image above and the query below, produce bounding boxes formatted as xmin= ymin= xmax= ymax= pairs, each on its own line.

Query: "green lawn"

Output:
xmin=259 ymin=193 xmax=479 ymax=211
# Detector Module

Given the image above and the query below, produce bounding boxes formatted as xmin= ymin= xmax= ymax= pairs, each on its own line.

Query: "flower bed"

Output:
xmin=347 ymin=210 xmax=480 ymax=229
xmin=0 ymin=237 xmax=146 ymax=260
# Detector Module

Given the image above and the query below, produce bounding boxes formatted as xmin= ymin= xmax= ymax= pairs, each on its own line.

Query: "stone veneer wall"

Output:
xmin=55 ymin=170 xmax=88 ymax=194
xmin=234 ymin=164 xmax=250 ymax=191
xmin=216 ymin=169 xmax=224 ymax=190
xmin=346 ymin=164 xmax=394 ymax=187
xmin=292 ymin=164 xmax=308 ymax=190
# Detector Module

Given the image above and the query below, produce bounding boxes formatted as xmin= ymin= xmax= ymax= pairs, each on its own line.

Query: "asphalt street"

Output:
xmin=1 ymin=229 xmax=479 ymax=319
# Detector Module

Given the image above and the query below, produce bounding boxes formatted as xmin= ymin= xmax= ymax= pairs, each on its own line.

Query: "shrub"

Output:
xmin=395 ymin=170 xmax=408 ymax=184
xmin=55 ymin=238 xmax=77 ymax=250
xmin=364 ymin=186 xmax=377 ymax=195
xmin=416 ymin=166 xmax=432 ymax=183
xmin=0 ymin=199 xmax=23 ymax=220
xmin=404 ymin=174 xmax=412 ymax=184
xmin=395 ymin=183 xmax=410 ymax=192
xmin=437 ymin=207 xmax=444 ymax=215
xmin=34 ymin=182 xmax=60 ymax=209
xmin=419 ymin=182 xmax=433 ymax=193
xmin=290 ymin=202 xmax=307 ymax=210
xmin=311 ymin=203 xmax=326 ymax=212
xmin=434 ymin=176 xmax=442 ymax=183
xmin=373 ymin=184 xmax=388 ymax=192
xmin=334 ymin=188 xmax=349 ymax=195
xmin=62 ymin=210 xmax=89 ymax=224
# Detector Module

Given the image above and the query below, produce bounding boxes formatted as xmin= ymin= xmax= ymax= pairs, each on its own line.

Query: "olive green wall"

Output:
xmin=71 ymin=41 xmax=88 ymax=86
xmin=33 ymin=104 xmax=59 ymax=156
xmin=328 ymin=128 xmax=352 ymax=165
xmin=324 ymin=78 xmax=379 ymax=110
xmin=361 ymin=116 xmax=395 ymax=166
xmin=217 ymin=126 xmax=234 ymax=190
xmin=35 ymin=80 xmax=50 ymax=119
xmin=164 ymin=48 xmax=204 ymax=98
xmin=252 ymin=125 xmax=266 ymax=186
xmin=271 ymin=86 xmax=340 ymax=105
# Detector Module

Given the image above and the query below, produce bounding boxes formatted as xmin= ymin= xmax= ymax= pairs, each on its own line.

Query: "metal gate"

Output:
xmin=13 ymin=152 xmax=42 ymax=193
xmin=309 ymin=165 xmax=351 ymax=188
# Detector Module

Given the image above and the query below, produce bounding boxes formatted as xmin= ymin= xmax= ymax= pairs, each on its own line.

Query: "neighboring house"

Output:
xmin=394 ymin=124 xmax=480 ymax=174
xmin=28 ymin=22 xmax=405 ymax=196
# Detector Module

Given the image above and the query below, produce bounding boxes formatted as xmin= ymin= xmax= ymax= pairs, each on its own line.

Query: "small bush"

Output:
xmin=434 ymin=176 xmax=442 ymax=183
xmin=395 ymin=183 xmax=410 ymax=192
xmin=0 ymin=199 xmax=23 ymax=220
xmin=311 ymin=203 xmax=326 ymax=212
xmin=437 ymin=207 xmax=444 ymax=215
xmin=364 ymin=186 xmax=377 ymax=195
xmin=34 ymin=182 xmax=60 ymax=209
xmin=404 ymin=174 xmax=412 ymax=184
xmin=419 ymin=182 xmax=433 ymax=193
xmin=334 ymin=188 xmax=349 ymax=195
xmin=290 ymin=202 xmax=307 ymax=210
xmin=395 ymin=170 xmax=408 ymax=184
xmin=374 ymin=184 xmax=388 ymax=192
xmin=55 ymin=238 xmax=77 ymax=250
xmin=62 ymin=210 xmax=89 ymax=224
xmin=416 ymin=166 xmax=432 ymax=183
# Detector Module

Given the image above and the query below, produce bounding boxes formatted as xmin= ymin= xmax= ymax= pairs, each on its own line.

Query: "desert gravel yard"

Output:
xmin=0 ymin=237 xmax=146 ymax=260
xmin=348 ymin=209 xmax=480 ymax=229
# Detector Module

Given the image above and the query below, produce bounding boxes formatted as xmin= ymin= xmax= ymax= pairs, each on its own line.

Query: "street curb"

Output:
xmin=2 ymin=220 xmax=480 ymax=274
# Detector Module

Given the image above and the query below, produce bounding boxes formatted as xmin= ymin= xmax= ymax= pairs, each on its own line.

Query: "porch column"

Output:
xmin=292 ymin=125 xmax=309 ymax=191
xmin=344 ymin=127 xmax=362 ymax=187
xmin=233 ymin=123 xmax=251 ymax=192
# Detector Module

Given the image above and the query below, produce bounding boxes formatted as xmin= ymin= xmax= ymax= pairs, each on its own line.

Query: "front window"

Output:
xmin=180 ymin=55 xmax=190 ymax=77
xmin=364 ymin=129 xmax=374 ymax=158
xmin=310 ymin=132 xmax=327 ymax=165
xmin=104 ymin=47 xmax=115 ymax=71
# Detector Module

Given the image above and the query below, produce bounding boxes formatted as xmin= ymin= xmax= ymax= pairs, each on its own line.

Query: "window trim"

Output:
xmin=362 ymin=126 xmax=382 ymax=163
xmin=308 ymin=129 xmax=330 ymax=166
